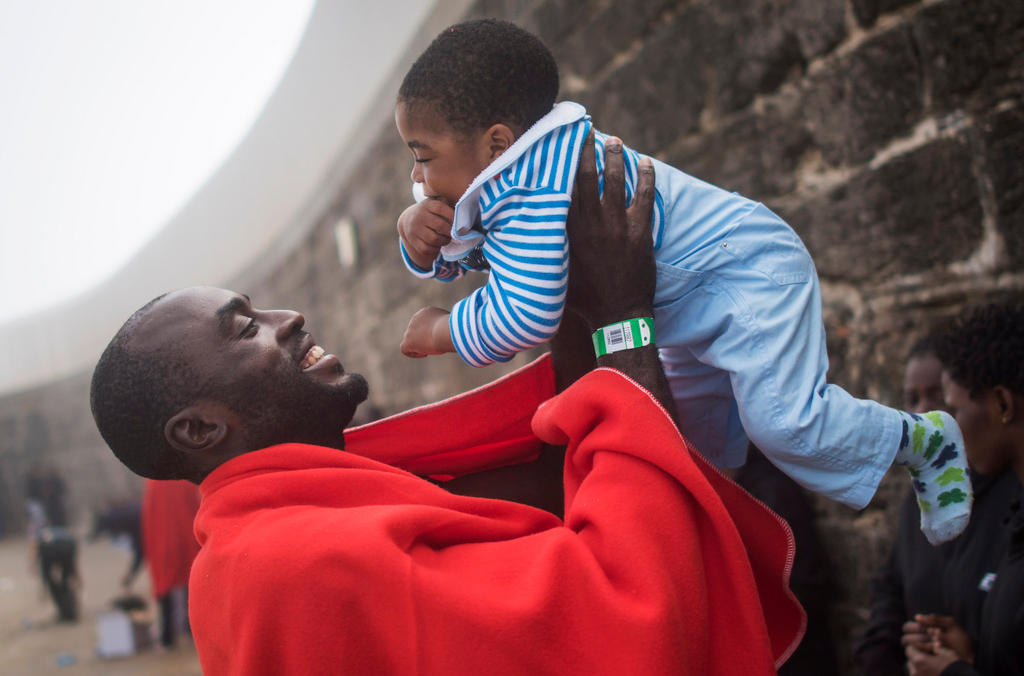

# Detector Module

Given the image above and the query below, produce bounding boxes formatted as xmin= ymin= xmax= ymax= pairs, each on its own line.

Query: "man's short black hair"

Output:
xmin=89 ymin=294 xmax=200 ymax=482
xmin=398 ymin=18 xmax=559 ymax=135
xmin=935 ymin=303 xmax=1024 ymax=398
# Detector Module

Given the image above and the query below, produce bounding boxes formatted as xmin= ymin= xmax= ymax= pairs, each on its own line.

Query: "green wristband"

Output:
xmin=592 ymin=317 xmax=654 ymax=357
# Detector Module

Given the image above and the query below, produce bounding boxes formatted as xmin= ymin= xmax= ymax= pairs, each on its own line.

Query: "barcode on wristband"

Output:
xmin=602 ymin=325 xmax=626 ymax=350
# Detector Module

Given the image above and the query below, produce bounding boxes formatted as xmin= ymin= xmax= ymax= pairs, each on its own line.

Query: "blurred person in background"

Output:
xmin=903 ymin=304 xmax=1024 ymax=676
xmin=856 ymin=334 xmax=1018 ymax=675
xmin=142 ymin=478 xmax=201 ymax=649
xmin=25 ymin=463 xmax=79 ymax=623
xmin=91 ymin=498 xmax=144 ymax=592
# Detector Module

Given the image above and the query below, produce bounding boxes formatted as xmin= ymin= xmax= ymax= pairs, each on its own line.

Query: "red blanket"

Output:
xmin=191 ymin=356 xmax=803 ymax=675
xmin=142 ymin=478 xmax=201 ymax=598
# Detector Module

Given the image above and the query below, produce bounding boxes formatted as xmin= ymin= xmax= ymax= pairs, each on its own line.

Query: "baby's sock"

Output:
xmin=894 ymin=411 xmax=972 ymax=545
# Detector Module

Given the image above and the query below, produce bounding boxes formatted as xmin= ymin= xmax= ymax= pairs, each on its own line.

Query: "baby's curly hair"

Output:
xmin=935 ymin=303 xmax=1024 ymax=397
xmin=398 ymin=18 xmax=559 ymax=135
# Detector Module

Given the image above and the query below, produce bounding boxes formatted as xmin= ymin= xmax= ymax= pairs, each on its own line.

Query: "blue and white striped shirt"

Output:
xmin=399 ymin=101 xmax=665 ymax=367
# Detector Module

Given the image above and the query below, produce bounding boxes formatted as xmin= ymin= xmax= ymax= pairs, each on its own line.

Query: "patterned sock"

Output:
xmin=893 ymin=411 xmax=972 ymax=545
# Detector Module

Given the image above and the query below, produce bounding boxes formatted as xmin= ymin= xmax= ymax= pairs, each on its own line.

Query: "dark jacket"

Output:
xmin=855 ymin=469 xmax=1020 ymax=676
xmin=942 ymin=484 xmax=1024 ymax=675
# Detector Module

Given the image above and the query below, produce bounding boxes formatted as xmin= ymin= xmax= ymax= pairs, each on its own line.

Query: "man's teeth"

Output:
xmin=302 ymin=345 xmax=325 ymax=369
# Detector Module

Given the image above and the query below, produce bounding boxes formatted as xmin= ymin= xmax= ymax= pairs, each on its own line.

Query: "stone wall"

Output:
xmin=0 ymin=0 xmax=1020 ymax=671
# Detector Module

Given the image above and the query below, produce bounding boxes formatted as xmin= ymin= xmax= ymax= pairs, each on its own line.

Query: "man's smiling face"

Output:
xmin=136 ymin=287 xmax=368 ymax=452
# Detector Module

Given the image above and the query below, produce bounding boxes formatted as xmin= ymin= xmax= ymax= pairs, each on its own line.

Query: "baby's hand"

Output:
xmin=401 ymin=306 xmax=454 ymax=358
xmin=397 ymin=199 xmax=454 ymax=271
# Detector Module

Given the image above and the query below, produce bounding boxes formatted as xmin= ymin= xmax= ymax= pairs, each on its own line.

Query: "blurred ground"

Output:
xmin=0 ymin=535 xmax=201 ymax=675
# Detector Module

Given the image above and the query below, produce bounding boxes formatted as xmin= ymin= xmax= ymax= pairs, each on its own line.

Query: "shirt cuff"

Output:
xmin=399 ymin=239 xmax=441 ymax=280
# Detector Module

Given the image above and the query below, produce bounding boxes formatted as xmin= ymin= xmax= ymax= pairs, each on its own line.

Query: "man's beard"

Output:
xmin=221 ymin=358 xmax=369 ymax=452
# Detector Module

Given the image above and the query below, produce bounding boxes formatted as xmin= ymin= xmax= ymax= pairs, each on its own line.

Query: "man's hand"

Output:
xmin=902 ymin=614 xmax=972 ymax=675
xmin=901 ymin=619 xmax=934 ymax=655
xmin=566 ymin=134 xmax=656 ymax=330
xmin=905 ymin=644 xmax=961 ymax=676
xmin=398 ymin=199 xmax=454 ymax=271
xmin=558 ymin=131 xmax=678 ymax=423
xmin=912 ymin=614 xmax=973 ymax=661
xmin=401 ymin=306 xmax=455 ymax=358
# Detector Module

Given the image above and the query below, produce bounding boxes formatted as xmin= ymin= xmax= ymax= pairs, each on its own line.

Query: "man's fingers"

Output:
xmin=602 ymin=137 xmax=626 ymax=215
xmin=927 ymin=616 xmax=957 ymax=629
xmin=575 ymin=130 xmax=599 ymax=219
xmin=627 ymin=157 xmax=655 ymax=237
xmin=914 ymin=614 xmax=945 ymax=628
xmin=905 ymin=645 xmax=927 ymax=667
xmin=634 ymin=158 xmax=655 ymax=207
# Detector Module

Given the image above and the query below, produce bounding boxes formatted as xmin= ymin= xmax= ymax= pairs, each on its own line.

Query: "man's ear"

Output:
xmin=993 ymin=385 xmax=1015 ymax=424
xmin=482 ymin=123 xmax=517 ymax=161
xmin=164 ymin=403 xmax=230 ymax=455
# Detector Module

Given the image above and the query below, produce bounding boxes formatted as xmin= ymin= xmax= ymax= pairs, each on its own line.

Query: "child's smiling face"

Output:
xmin=395 ymin=102 xmax=500 ymax=207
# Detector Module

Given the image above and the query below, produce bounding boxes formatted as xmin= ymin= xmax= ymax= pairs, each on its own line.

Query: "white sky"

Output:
xmin=0 ymin=1 xmax=315 ymax=322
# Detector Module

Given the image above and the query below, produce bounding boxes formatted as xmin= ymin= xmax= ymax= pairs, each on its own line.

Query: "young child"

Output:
xmin=395 ymin=19 xmax=971 ymax=543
